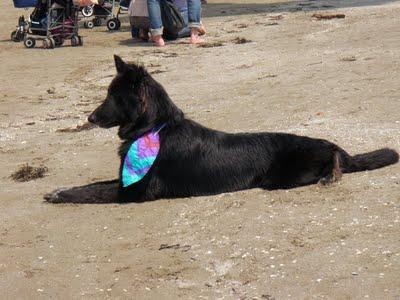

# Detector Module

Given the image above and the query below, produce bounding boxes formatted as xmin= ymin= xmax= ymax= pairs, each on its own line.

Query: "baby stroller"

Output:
xmin=14 ymin=0 xmax=83 ymax=49
xmin=82 ymin=0 xmax=131 ymax=31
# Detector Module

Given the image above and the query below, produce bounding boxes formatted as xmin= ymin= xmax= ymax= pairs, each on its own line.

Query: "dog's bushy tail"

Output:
xmin=341 ymin=148 xmax=399 ymax=173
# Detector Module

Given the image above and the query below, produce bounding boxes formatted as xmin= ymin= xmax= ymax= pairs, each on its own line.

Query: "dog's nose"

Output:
xmin=88 ymin=114 xmax=96 ymax=124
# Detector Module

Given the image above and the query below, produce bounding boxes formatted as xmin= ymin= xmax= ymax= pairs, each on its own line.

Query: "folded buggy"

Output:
xmin=11 ymin=15 xmax=29 ymax=42
xmin=11 ymin=0 xmax=37 ymax=42
xmin=13 ymin=0 xmax=83 ymax=49
xmin=82 ymin=0 xmax=131 ymax=31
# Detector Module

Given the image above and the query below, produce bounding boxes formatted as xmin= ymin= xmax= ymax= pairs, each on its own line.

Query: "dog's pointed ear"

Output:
xmin=114 ymin=55 xmax=126 ymax=74
xmin=125 ymin=63 xmax=146 ymax=81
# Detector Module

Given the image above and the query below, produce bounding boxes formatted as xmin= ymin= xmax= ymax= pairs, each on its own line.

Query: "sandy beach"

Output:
xmin=0 ymin=0 xmax=399 ymax=299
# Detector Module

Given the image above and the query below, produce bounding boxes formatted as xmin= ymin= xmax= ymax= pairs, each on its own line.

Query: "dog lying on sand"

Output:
xmin=45 ymin=56 xmax=399 ymax=203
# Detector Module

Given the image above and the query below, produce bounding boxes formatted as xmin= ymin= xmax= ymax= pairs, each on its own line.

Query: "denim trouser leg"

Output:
xmin=178 ymin=10 xmax=190 ymax=38
xmin=187 ymin=0 xmax=201 ymax=28
xmin=147 ymin=0 xmax=163 ymax=36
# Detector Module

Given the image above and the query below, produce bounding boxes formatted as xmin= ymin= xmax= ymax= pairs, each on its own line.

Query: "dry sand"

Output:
xmin=0 ymin=0 xmax=399 ymax=299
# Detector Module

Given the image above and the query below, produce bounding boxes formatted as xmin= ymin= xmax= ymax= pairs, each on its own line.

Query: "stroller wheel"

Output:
xmin=24 ymin=37 xmax=35 ymax=48
xmin=116 ymin=19 xmax=121 ymax=29
xmin=54 ymin=37 xmax=64 ymax=47
xmin=78 ymin=36 xmax=83 ymax=46
xmin=94 ymin=18 xmax=102 ymax=26
xmin=11 ymin=30 xmax=24 ymax=42
xmin=17 ymin=30 xmax=25 ymax=42
xmin=84 ymin=20 xmax=94 ymax=29
xmin=47 ymin=38 xmax=55 ymax=49
xmin=107 ymin=19 xmax=119 ymax=31
xmin=11 ymin=30 xmax=18 ymax=42
xmin=82 ymin=6 xmax=94 ymax=17
xmin=71 ymin=35 xmax=80 ymax=47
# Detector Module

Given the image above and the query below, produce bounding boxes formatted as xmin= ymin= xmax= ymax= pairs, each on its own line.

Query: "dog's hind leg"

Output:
xmin=261 ymin=146 xmax=343 ymax=190
xmin=319 ymin=152 xmax=342 ymax=186
xmin=44 ymin=179 xmax=119 ymax=204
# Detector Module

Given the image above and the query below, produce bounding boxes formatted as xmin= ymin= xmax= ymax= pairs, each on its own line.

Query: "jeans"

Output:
xmin=178 ymin=10 xmax=190 ymax=38
xmin=147 ymin=0 xmax=201 ymax=36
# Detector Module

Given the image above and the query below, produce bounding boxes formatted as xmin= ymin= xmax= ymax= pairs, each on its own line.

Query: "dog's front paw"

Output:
xmin=44 ymin=181 xmax=119 ymax=204
xmin=44 ymin=188 xmax=73 ymax=203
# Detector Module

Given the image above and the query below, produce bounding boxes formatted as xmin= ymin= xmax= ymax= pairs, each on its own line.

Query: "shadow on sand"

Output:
xmin=202 ymin=0 xmax=397 ymax=18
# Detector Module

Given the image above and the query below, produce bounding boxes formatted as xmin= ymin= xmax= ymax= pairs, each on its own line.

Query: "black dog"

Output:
xmin=45 ymin=56 xmax=399 ymax=203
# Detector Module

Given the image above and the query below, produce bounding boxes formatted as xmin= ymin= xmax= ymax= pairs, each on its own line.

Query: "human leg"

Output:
xmin=187 ymin=0 xmax=203 ymax=44
xmin=147 ymin=0 xmax=165 ymax=46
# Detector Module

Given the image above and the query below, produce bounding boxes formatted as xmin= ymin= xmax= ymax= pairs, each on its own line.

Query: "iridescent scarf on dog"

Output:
xmin=122 ymin=124 xmax=165 ymax=187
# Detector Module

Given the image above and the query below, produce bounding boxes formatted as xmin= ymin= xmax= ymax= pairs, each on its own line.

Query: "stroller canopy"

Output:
xmin=13 ymin=0 xmax=38 ymax=8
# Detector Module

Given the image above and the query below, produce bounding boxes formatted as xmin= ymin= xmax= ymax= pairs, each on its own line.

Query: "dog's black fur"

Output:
xmin=45 ymin=56 xmax=399 ymax=203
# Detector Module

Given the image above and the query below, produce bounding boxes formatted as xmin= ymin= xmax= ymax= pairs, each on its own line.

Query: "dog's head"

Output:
xmin=88 ymin=55 xmax=147 ymax=129
xmin=88 ymin=56 xmax=183 ymax=139
xmin=88 ymin=55 xmax=183 ymax=140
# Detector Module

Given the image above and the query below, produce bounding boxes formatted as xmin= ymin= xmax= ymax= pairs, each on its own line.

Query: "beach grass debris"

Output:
xmin=198 ymin=41 xmax=225 ymax=48
xmin=56 ymin=122 xmax=96 ymax=133
xmin=232 ymin=37 xmax=252 ymax=44
xmin=312 ymin=13 xmax=345 ymax=20
xmin=11 ymin=164 xmax=48 ymax=182
xmin=340 ymin=55 xmax=356 ymax=62
xmin=159 ymin=243 xmax=191 ymax=252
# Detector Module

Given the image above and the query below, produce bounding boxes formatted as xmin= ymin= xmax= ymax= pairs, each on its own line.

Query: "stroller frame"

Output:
xmin=82 ymin=0 xmax=126 ymax=31
xmin=23 ymin=0 xmax=83 ymax=49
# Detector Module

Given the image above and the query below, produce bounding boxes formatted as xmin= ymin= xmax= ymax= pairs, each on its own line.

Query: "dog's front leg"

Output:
xmin=44 ymin=179 xmax=119 ymax=204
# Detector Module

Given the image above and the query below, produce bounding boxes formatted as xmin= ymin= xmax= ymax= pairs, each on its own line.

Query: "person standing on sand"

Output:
xmin=147 ymin=0 xmax=203 ymax=46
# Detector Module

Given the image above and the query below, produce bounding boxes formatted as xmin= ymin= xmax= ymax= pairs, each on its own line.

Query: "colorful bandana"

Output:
xmin=122 ymin=124 xmax=165 ymax=188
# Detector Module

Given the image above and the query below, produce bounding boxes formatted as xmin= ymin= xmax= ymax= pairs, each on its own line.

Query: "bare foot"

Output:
xmin=198 ymin=24 xmax=206 ymax=36
xmin=190 ymin=30 xmax=204 ymax=44
xmin=152 ymin=35 xmax=165 ymax=47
